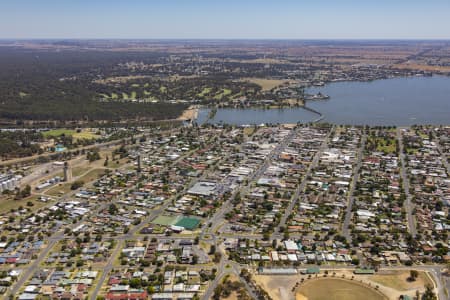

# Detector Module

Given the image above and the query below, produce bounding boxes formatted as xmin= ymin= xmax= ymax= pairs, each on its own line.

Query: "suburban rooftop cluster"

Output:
xmin=0 ymin=124 xmax=448 ymax=300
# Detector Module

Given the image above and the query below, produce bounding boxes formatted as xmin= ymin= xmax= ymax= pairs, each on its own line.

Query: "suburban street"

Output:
xmin=205 ymin=127 xmax=299 ymax=237
xmin=3 ymin=125 xmax=448 ymax=300
xmin=397 ymin=128 xmax=417 ymax=237
xmin=342 ymin=133 xmax=366 ymax=242
xmin=273 ymin=127 xmax=334 ymax=239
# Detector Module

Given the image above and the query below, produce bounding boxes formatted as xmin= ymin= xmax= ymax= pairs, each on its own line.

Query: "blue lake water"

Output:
xmin=197 ymin=76 xmax=450 ymax=125
xmin=195 ymin=107 xmax=318 ymax=125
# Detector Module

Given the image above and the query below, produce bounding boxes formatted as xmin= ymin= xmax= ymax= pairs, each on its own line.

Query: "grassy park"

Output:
xmin=43 ymin=129 xmax=100 ymax=140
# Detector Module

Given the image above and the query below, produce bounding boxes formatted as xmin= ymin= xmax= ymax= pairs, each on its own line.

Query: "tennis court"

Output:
xmin=174 ymin=217 xmax=201 ymax=230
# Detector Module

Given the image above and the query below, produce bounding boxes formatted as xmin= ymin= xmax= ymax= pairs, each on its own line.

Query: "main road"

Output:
xmin=205 ymin=127 xmax=299 ymax=238
xmin=8 ymin=130 xmax=184 ymax=299
xmin=342 ymin=133 xmax=366 ymax=243
xmin=89 ymin=132 xmax=222 ymax=299
xmin=273 ymin=126 xmax=334 ymax=240
xmin=396 ymin=128 xmax=417 ymax=237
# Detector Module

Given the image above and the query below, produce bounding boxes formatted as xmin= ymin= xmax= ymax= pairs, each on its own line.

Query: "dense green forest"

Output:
xmin=0 ymin=48 xmax=187 ymax=122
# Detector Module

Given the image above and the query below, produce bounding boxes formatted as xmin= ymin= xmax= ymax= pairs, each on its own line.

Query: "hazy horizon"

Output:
xmin=2 ymin=38 xmax=450 ymax=41
xmin=1 ymin=0 xmax=449 ymax=39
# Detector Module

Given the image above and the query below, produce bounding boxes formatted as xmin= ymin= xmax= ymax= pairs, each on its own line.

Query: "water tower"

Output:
xmin=137 ymin=154 xmax=142 ymax=173
xmin=63 ymin=161 xmax=72 ymax=182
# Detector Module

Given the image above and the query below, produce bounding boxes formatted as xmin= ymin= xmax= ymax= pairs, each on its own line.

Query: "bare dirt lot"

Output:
xmin=241 ymin=78 xmax=287 ymax=91
xmin=296 ymin=278 xmax=387 ymax=300
xmin=254 ymin=269 xmax=433 ymax=300
xmin=178 ymin=106 xmax=199 ymax=120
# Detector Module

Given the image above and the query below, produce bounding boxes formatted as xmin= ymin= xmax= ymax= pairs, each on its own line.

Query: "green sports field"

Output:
xmin=152 ymin=215 xmax=178 ymax=226
xmin=175 ymin=217 xmax=200 ymax=230
xmin=151 ymin=215 xmax=201 ymax=230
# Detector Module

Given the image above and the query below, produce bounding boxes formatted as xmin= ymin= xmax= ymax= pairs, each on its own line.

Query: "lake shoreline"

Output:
xmin=196 ymin=76 xmax=450 ymax=126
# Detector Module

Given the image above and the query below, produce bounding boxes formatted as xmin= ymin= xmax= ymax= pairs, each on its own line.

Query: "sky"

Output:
xmin=1 ymin=0 xmax=449 ymax=39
